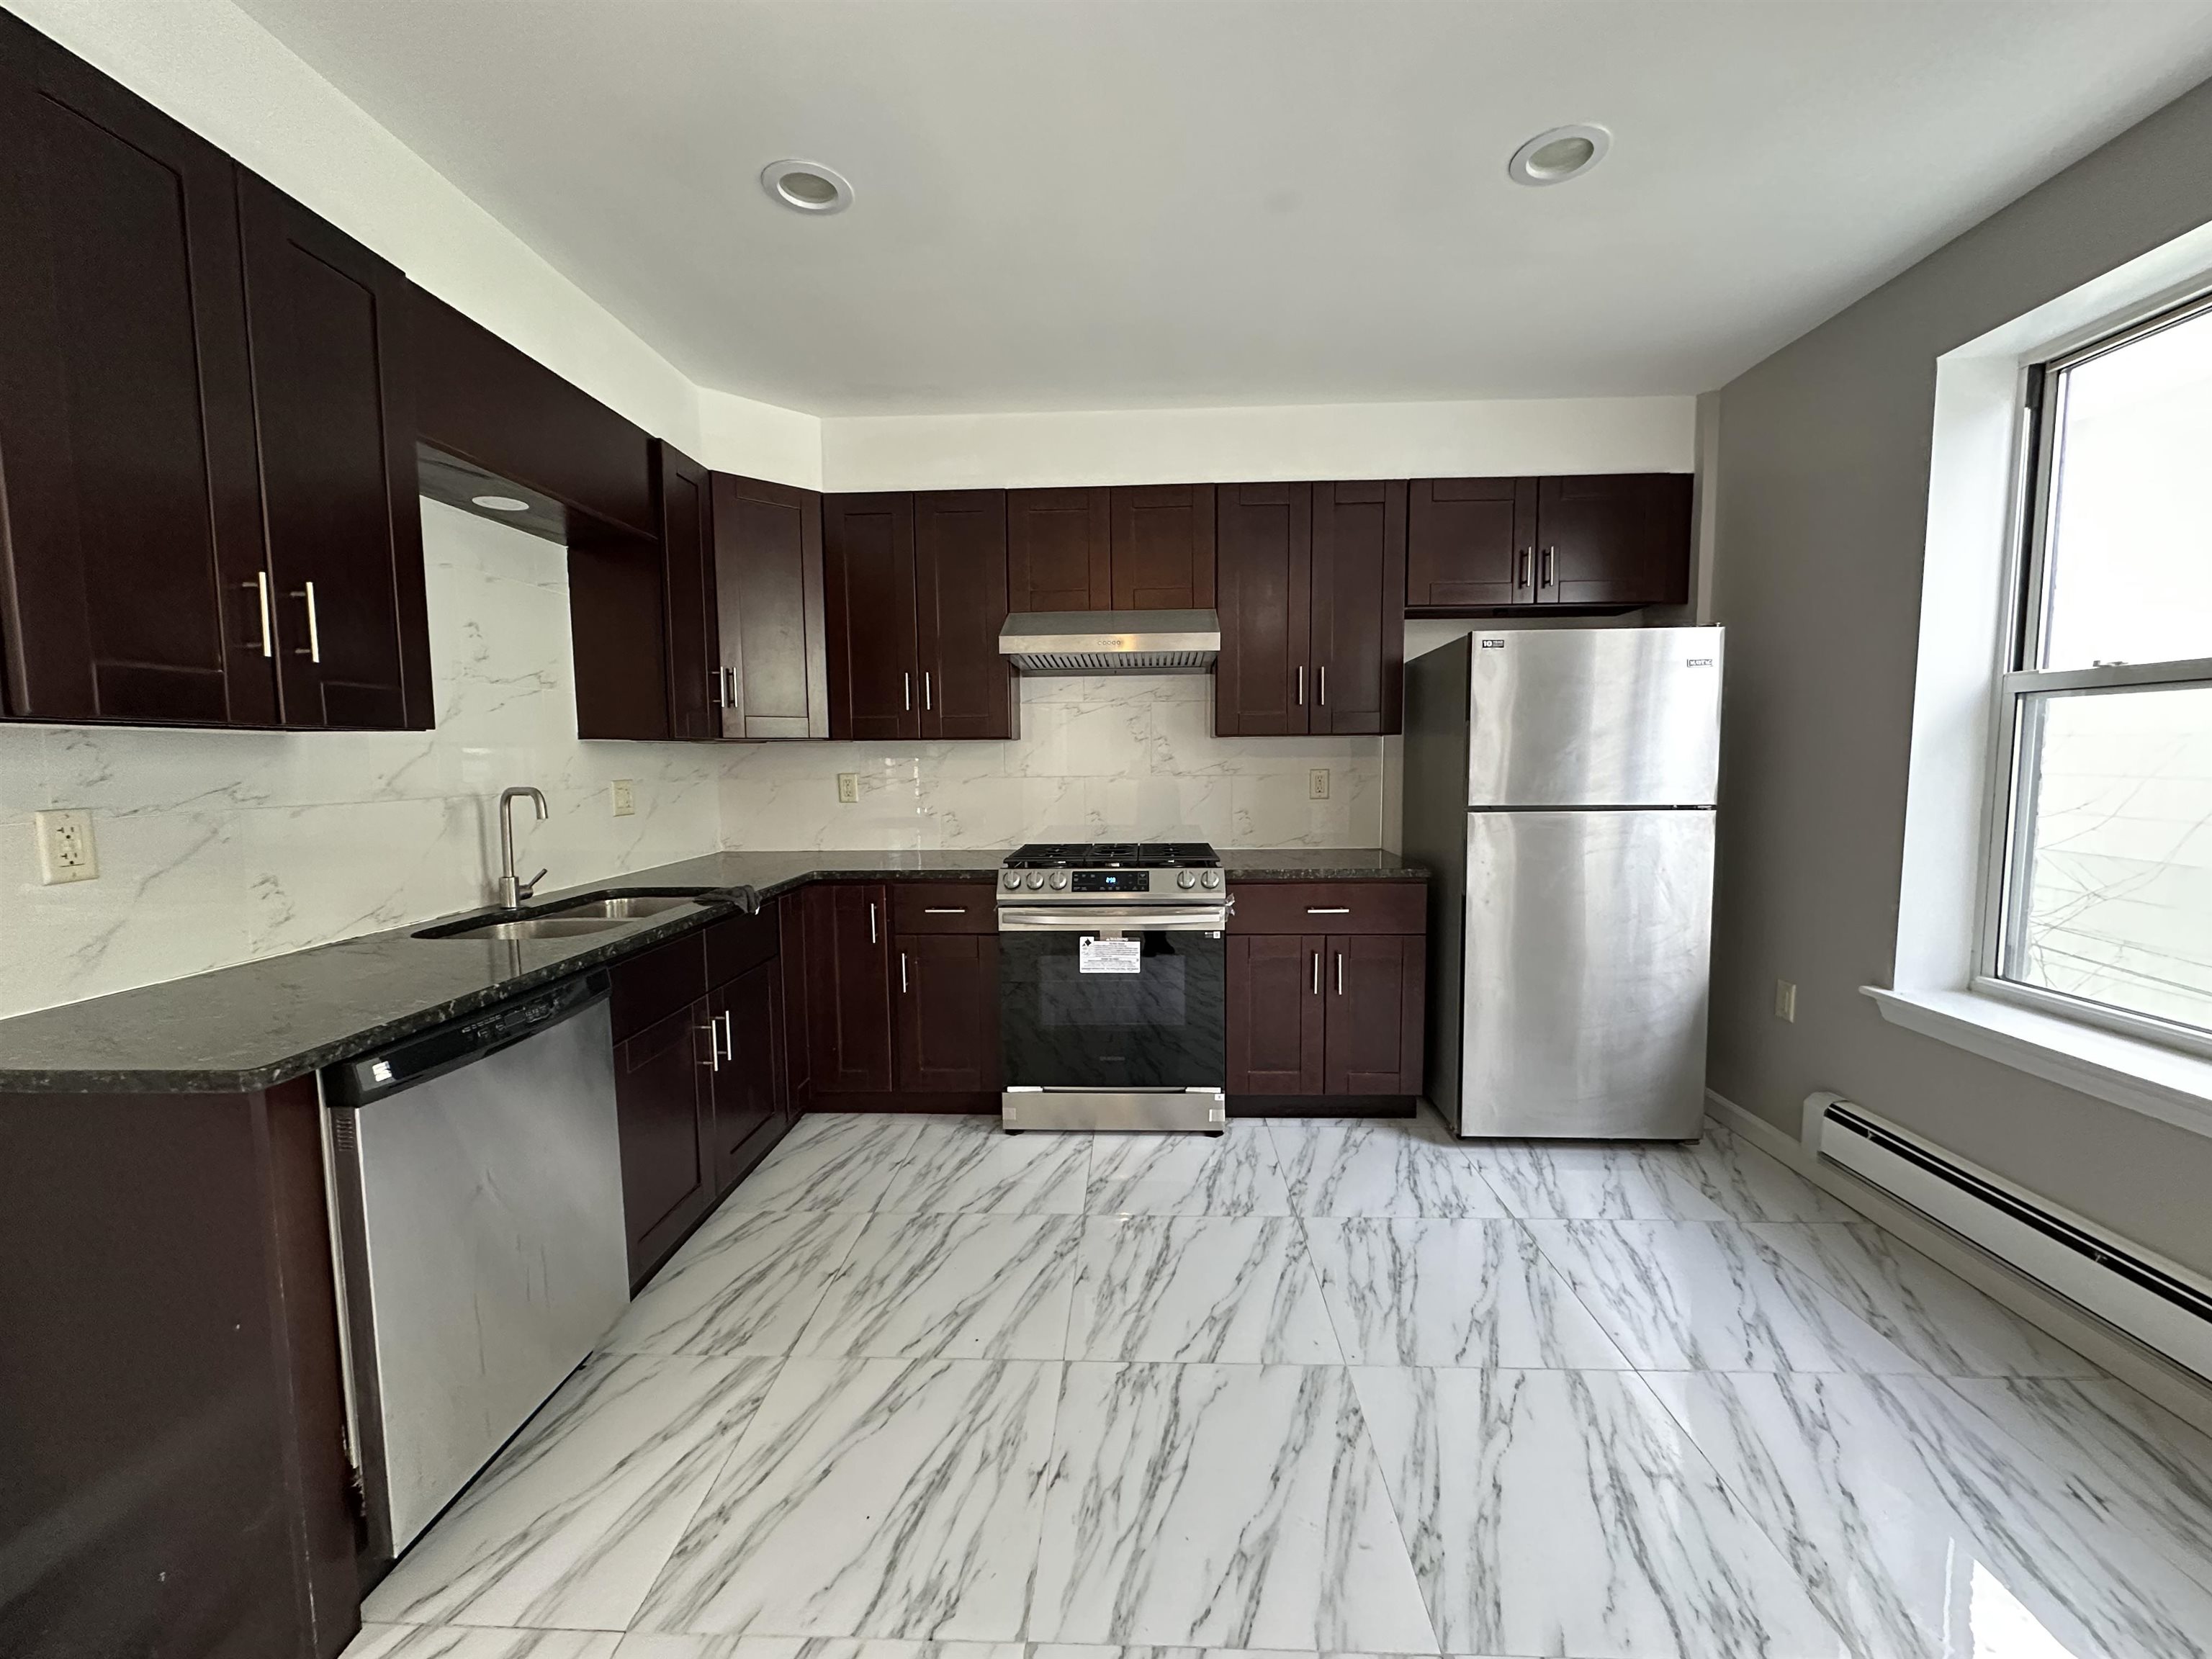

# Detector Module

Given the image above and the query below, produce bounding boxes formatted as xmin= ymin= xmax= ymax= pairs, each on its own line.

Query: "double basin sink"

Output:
xmin=415 ymin=887 xmax=750 ymax=943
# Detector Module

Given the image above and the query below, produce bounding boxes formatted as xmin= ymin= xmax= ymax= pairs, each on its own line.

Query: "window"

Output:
xmin=1986 ymin=294 xmax=2212 ymax=1048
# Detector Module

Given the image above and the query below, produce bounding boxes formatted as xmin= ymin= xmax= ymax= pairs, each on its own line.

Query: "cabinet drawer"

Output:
xmin=1229 ymin=881 xmax=1426 ymax=935
xmin=610 ymin=932 xmax=706 ymax=1043
xmin=704 ymin=904 xmax=779 ymax=987
xmin=891 ymin=882 xmax=996 ymax=934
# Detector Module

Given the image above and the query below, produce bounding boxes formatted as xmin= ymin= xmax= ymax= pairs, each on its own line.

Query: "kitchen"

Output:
xmin=9 ymin=4 xmax=2212 ymax=1659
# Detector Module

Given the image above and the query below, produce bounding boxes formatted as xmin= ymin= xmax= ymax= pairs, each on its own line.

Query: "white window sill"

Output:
xmin=1862 ymin=986 xmax=2212 ymax=1141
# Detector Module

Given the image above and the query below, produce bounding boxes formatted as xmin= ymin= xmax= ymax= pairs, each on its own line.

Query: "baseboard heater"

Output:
xmin=1812 ymin=1092 xmax=2212 ymax=1382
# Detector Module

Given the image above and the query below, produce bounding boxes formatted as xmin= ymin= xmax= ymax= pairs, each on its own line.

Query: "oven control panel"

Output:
xmin=1072 ymin=870 xmax=1151 ymax=894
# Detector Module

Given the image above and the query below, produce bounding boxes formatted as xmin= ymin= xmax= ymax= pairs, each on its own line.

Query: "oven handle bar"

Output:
xmin=997 ymin=906 xmax=1228 ymax=933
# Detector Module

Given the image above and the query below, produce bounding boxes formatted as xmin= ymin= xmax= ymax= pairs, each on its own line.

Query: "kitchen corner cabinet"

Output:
xmin=799 ymin=881 xmax=895 ymax=1092
xmin=1007 ymin=485 xmax=1215 ymax=612
xmin=1226 ymin=881 xmax=1426 ymax=1105
xmin=1406 ymin=472 xmax=1691 ymax=613
xmin=1215 ymin=481 xmax=1406 ymax=737
xmin=712 ymin=473 xmax=830 ymax=739
xmin=823 ymin=491 xmax=1016 ymax=742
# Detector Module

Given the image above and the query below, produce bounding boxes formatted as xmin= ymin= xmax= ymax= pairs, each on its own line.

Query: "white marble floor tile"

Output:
xmin=364 ymin=1355 xmax=781 ymax=1632
xmin=1686 ymin=1126 xmax=1862 ymax=1223
xmin=1266 ymin=1118 xmax=1509 ymax=1219
xmin=876 ymin=1120 xmax=1090 ymax=1214
xmin=1748 ymin=1223 xmax=2100 ymax=1378
xmin=1650 ymin=1370 xmax=2212 ymax=1659
xmin=634 ymin=1357 xmax=1060 ymax=1640
xmin=344 ymin=1628 xmax=621 ymax=1658
xmin=1064 ymin=1216 xmax=1340 ymax=1362
xmin=615 ymin=1640 xmax=1025 ymax=1659
xmin=1305 ymin=1219 xmax=1629 ymax=1369
xmin=723 ymin=1114 xmax=925 ymax=1213
xmin=1086 ymin=1128 xmax=1292 ymax=1216
xmin=1028 ymin=1362 xmax=1437 ymax=1651
xmin=1528 ymin=1220 xmax=1925 ymax=1373
xmin=1349 ymin=1366 xmax=1847 ymax=1658
xmin=1470 ymin=1129 xmax=1855 ymax=1225
xmin=1949 ymin=1377 xmax=2212 ymax=1588
xmin=603 ymin=1212 xmax=867 ymax=1358
xmin=792 ymin=1215 xmax=1081 ymax=1359
xmin=1029 ymin=1651 xmax=1475 ymax=1659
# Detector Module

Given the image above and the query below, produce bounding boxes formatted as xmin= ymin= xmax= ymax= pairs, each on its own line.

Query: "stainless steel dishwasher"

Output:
xmin=323 ymin=971 xmax=629 ymax=1563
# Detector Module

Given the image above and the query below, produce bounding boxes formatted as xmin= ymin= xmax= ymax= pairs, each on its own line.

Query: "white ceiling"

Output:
xmin=236 ymin=0 xmax=2212 ymax=416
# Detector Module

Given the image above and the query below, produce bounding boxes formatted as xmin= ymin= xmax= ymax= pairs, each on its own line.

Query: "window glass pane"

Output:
xmin=2042 ymin=305 xmax=2212 ymax=670
xmin=2003 ymin=683 xmax=2212 ymax=1033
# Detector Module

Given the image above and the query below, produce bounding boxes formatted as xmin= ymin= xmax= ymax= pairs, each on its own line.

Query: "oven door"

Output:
xmin=998 ymin=906 xmax=1227 ymax=1090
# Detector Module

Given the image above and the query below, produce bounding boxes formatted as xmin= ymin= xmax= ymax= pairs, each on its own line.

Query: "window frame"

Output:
xmin=1974 ymin=290 xmax=2212 ymax=1060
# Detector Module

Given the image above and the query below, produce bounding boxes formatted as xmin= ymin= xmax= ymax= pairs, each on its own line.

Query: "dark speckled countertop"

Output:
xmin=0 ymin=848 xmax=1425 ymax=1094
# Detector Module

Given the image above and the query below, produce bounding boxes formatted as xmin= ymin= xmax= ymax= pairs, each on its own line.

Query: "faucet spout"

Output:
xmin=496 ymin=786 xmax=549 ymax=910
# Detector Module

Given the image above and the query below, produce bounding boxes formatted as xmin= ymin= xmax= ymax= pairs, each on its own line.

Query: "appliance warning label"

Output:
xmin=1079 ymin=937 xmax=1142 ymax=974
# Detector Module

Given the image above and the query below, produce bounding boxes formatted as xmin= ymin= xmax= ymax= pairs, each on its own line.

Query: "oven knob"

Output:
xmin=1200 ymin=869 xmax=1222 ymax=889
xmin=1025 ymin=871 xmax=1047 ymax=890
xmin=1048 ymin=870 xmax=1070 ymax=890
xmin=1177 ymin=870 xmax=1197 ymax=889
xmin=1002 ymin=871 xmax=1022 ymax=890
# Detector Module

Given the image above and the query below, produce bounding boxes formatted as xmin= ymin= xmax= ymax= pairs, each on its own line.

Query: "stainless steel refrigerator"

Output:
xmin=1403 ymin=626 xmax=1722 ymax=1138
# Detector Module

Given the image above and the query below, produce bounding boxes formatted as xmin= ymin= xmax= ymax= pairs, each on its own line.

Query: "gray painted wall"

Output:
xmin=1709 ymin=79 xmax=2212 ymax=1272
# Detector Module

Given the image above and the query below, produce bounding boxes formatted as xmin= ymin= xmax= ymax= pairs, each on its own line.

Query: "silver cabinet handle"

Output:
xmin=246 ymin=572 xmax=273 ymax=657
xmin=712 ymin=666 xmax=731 ymax=709
xmin=900 ymin=950 xmax=909 ymax=994
xmin=1336 ymin=952 xmax=1344 ymax=996
xmin=923 ymin=907 xmax=966 ymax=914
xmin=868 ymin=900 xmax=878 ymax=944
xmin=1311 ymin=951 xmax=1320 ymax=995
xmin=1541 ymin=546 xmax=1556 ymax=590
xmin=290 ymin=580 xmax=322 ymax=662
xmin=1318 ymin=665 xmax=1326 ymax=706
xmin=718 ymin=1010 xmax=734 ymax=1061
xmin=923 ymin=670 xmax=932 ymax=710
xmin=1518 ymin=548 xmax=1532 ymax=590
xmin=903 ymin=671 xmax=912 ymax=711
xmin=1296 ymin=665 xmax=1305 ymax=706
xmin=1306 ymin=907 xmax=1351 ymax=914
xmin=701 ymin=1020 xmax=720 ymax=1071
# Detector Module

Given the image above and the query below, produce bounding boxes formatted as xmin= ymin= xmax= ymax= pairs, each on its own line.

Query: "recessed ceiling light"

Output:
xmin=761 ymin=159 xmax=853 ymax=215
xmin=470 ymin=494 xmax=530 ymax=513
xmin=1507 ymin=124 xmax=1611 ymax=186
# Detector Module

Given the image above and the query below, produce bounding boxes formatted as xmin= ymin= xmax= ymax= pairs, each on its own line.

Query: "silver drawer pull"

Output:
xmin=923 ymin=907 xmax=966 ymax=914
xmin=1306 ymin=907 xmax=1352 ymax=914
xmin=290 ymin=580 xmax=322 ymax=662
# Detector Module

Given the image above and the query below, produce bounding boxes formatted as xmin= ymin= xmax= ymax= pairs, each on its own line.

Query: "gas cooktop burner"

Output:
xmin=1003 ymin=842 xmax=1220 ymax=870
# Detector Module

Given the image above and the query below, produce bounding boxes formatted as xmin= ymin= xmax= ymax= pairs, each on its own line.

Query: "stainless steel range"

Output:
xmin=996 ymin=842 xmax=1228 ymax=1133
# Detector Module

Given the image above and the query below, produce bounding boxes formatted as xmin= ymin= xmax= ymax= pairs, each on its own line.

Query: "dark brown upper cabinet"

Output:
xmin=1214 ymin=483 xmax=1312 ymax=736
xmin=1111 ymin=484 xmax=1216 ymax=608
xmin=824 ymin=490 xmax=1015 ymax=742
xmin=1310 ymin=480 xmax=1406 ymax=735
xmin=1215 ymin=480 xmax=1403 ymax=736
xmin=913 ymin=490 xmax=1017 ymax=740
xmin=1406 ymin=472 xmax=1691 ymax=613
xmin=711 ymin=473 xmax=829 ymax=740
xmin=238 ymin=174 xmax=430 ymax=730
xmin=0 ymin=16 xmax=271 ymax=727
xmin=656 ymin=442 xmax=716 ymax=741
xmin=1007 ymin=487 xmax=1110 ymax=611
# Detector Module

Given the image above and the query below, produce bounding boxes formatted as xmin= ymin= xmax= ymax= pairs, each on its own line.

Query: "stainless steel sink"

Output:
xmin=436 ymin=914 xmax=637 ymax=942
xmin=415 ymin=887 xmax=722 ymax=942
xmin=537 ymin=894 xmax=704 ymax=922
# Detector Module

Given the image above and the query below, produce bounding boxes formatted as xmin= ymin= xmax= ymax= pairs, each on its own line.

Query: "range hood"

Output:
xmin=999 ymin=609 xmax=1220 ymax=674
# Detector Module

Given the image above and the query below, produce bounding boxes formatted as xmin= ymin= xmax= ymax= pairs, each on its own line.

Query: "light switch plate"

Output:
xmin=1308 ymin=768 xmax=1330 ymax=800
xmin=1773 ymin=979 xmax=1797 ymax=1022
xmin=837 ymin=773 xmax=860 ymax=804
xmin=611 ymin=779 xmax=636 ymax=817
xmin=35 ymin=809 xmax=98 ymax=884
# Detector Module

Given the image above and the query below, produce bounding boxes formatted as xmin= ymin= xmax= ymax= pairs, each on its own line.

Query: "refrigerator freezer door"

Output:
xmin=1460 ymin=808 xmax=1714 ymax=1138
xmin=1465 ymin=626 xmax=1722 ymax=807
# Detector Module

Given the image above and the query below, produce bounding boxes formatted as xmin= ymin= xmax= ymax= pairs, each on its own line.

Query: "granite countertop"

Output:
xmin=0 ymin=848 xmax=1426 ymax=1096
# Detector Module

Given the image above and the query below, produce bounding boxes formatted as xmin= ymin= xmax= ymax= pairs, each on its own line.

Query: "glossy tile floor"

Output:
xmin=347 ymin=1110 xmax=2212 ymax=1659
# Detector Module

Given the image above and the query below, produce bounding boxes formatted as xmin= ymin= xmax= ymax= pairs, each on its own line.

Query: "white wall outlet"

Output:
xmin=837 ymin=773 xmax=861 ymax=804
xmin=1774 ymin=979 xmax=1798 ymax=1022
xmin=611 ymin=779 xmax=636 ymax=817
xmin=35 ymin=809 xmax=99 ymax=884
xmin=1308 ymin=768 xmax=1331 ymax=800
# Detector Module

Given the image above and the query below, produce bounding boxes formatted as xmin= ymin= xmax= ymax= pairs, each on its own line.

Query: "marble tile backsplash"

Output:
xmin=0 ymin=502 xmax=721 ymax=1018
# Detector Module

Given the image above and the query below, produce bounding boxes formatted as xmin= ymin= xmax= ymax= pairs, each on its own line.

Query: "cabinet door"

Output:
xmin=1110 ymin=484 xmax=1216 ymax=609
xmin=1407 ymin=477 xmax=1534 ymax=608
xmin=0 ymin=18 xmax=272 ymax=727
xmin=914 ymin=490 xmax=1016 ymax=740
xmin=1007 ymin=487 xmax=1109 ymax=611
xmin=1226 ymin=933 xmax=1324 ymax=1094
xmin=711 ymin=958 xmax=786 ymax=1192
xmin=1536 ymin=474 xmax=1693 ymax=607
xmin=712 ymin=472 xmax=828 ymax=739
xmin=801 ymin=882 xmax=894 ymax=1092
xmin=616 ymin=1000 xmax=714 ymax=1286
xmin=895 ymin=932 xmax=1001 ymax=1092
xmin=658 ymin=442 xmax=718 ymax=740
xmin=1323 ymin=934 xmax=1425 ymax=1095
xmin=823 ymin=493 xmax=920 ymax=741
xmin=238 ymin=173 xmax=430 ymax=730
xmin=1214 ymin=483 xmax=1310 ymax=737
xmin=1310 ymin=480 xmax=1406 ymax=735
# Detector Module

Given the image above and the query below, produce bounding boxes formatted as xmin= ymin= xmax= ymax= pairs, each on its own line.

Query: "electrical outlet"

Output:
xmin=1308 ymin=768 xmax=1331 ymax=800
xmin=611 ymin=779 xmax=636 ymax=817
xmin=35 ymin=809 xmax=98 ymax=884
xmin=837 ymin=773 xmax=860 ymax=804
xmin=1774 ymin=979 xmax=1797 ymax=1023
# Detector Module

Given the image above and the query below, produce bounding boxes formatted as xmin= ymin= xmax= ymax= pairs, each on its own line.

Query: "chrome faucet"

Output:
xmin=497 ymin=786 xmax=549 ymax=909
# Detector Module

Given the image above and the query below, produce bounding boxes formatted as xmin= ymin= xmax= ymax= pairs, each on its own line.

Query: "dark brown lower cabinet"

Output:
xmin=1323 ymin=933 xmax=1426 ymax=1095
xmin=895 ymin=932 xmax=1000 ymax=1093
xmin=614 ymin=999 xmax=714 ymax=1287
xmin=0 ymin=1079 xmax=356 ymax=1659
xmin=711 ymin=958 xmax=787 ymax=1190
xmin=1226 ymin=932 xmax=1325 ymax=1094
xmin=801 ymin=881 xmax=894 ymax=1093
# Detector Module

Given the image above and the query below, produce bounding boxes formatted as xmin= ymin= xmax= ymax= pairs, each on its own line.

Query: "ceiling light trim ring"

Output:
xmin=1507 ymin=123 xmax=1611 ymax=187
xmin=761 ymin=158 xmax=854 ymax=215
